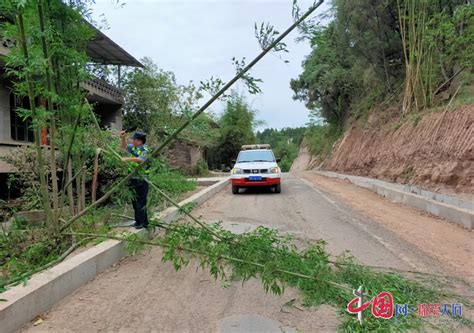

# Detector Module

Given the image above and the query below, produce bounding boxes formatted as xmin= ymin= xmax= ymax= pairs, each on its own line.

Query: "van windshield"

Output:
xmin=237 ymin=150 xmax=275 ymax=163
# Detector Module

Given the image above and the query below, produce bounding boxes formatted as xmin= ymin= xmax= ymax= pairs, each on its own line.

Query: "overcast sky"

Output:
xmin=92 ymin=0 xmax=330 ymax=130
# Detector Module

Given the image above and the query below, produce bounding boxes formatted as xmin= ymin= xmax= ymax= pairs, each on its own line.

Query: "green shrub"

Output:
xmin=305 ymin=124 xmax=342 ymax=161
xmin=147 ymin=160 xmax=196 ymax=208
xmin=194 ymin=160 xmax=209 ymax=176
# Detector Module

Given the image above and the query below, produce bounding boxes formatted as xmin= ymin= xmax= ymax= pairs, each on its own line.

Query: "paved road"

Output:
xmin=23 ymin=173 xmax=473 ymax=332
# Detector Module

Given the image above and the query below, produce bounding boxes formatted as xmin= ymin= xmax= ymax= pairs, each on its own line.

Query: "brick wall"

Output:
xmin=166 ymin=140 xmax=203 ymax=174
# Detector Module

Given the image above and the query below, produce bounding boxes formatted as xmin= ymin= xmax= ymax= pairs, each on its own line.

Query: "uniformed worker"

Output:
xmin=120 ymin=130 xmax=150 ymax=229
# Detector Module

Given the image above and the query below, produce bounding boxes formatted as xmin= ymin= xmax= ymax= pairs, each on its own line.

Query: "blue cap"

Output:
xmin=132 ymin=131 xmax=146 ymax=143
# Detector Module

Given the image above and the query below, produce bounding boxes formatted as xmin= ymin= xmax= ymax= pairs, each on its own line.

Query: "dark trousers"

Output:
xmin=130 ymin=178 xmax=149 ymax=227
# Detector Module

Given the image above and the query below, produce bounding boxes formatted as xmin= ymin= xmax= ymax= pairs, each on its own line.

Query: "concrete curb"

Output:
xmin=0 ymin=178 xmax=229 ymax=333
xmin=188 ymin=176 xmax=229 ymax=187
xmin=154 ymin=177 xmax=229 ymax=223
xmin=313 ymin=171 xmax=473 ymax=230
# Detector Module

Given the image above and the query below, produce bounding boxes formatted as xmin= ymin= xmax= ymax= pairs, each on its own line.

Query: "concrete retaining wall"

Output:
xmin=315 ymin=171 xmax=473 ymax=230
xmin=0 ymin=178 xmax=228 ymax=333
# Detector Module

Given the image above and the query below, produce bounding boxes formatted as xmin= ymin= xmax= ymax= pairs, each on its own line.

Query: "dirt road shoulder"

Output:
xmin=296 ymin=171 xmax=473 ymax=283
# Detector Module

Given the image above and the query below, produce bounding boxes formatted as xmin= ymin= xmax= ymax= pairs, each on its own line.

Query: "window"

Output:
xmin=10 ymin=93 xmax=35 ymax=142
xmin=237 ymin=150 xmax=275 ymax=163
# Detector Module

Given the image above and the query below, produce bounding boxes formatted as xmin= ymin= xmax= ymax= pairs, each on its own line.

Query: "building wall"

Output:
xmin=0 ymin=84 xmax=11 ymax=142
xmin=93 ymin=103 xmax=122 ymax=131
xmin=167 ymin=141 xmax=203 ymax=174
xmin=0 ymin=44 xmax=9 ymax=57
xmin=0 ymin=72 xmax=123 ymax=174
xmin=0 ymin=82 xmax=24 ymax=173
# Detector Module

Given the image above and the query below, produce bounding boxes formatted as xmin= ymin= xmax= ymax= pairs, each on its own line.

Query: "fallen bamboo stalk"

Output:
xmin=60 ymin=1 xmax=325 ymax=231
xmin=62 ymin=231 xmax=352 ymax=292
xmin=146 ymin=178 xmax=228 ymax=241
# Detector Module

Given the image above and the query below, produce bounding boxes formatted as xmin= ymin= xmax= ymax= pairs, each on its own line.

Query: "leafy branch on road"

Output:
xmin=66 ymin=222 xmax=470 ymax=332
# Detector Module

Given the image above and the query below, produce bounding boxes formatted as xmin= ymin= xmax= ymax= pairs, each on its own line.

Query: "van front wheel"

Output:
xmin=274 ymin=184 xmax=281 ymax=193
xmin=232 ymin=185 xmax=239 ymax=194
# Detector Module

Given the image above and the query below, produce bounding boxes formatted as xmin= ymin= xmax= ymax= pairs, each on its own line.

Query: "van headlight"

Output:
xmin=232 ymin=168 xmax=243 ymax=174
xmin=269 ymin=167 xmax=280 ymax=174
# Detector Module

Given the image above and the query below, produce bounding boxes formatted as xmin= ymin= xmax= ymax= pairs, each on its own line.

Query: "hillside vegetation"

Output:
xmin=256 ymin=127 xmax=305 ymax=171
xmin=291 ymin=0 xmax=473 ymax=192
xmin=292 ymin=0 xmax=472 ymax=151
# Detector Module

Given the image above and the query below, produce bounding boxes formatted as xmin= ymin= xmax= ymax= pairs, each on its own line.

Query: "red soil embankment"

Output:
xmin=322 ymin=105 xmax=474 ymax=195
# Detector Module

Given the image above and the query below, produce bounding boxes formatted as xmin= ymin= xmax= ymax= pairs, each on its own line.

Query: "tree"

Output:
xmin=291 ymin=23 xmax=357 ymax=128
xmin=398 ymin=0 xmax=473 ymax=113
xmin=2 ymin=0 xmax=99 ymax=230
xmin=122 ymin=57 xmax=180 ymax=133
xmin=292 ymin=0 xmax=473 ymax=127
xmin=256 ymin=127 xmax=306 ymax=172
xmin=333 ymin=0 xmax=403 ymax=88
xmin=121 ymin=58 xmax=219 ymax=148
xmin=215 ymin=93 xmax=258 ymax=166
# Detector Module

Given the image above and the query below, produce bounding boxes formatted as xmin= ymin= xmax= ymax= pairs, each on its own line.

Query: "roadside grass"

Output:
xmin=194 ymin=160 xmax=210 ymax=177
xmin=0 ymin=166 xmax=196 ymax=292
xmin=0 ymin=207 xmax=116 ymax=291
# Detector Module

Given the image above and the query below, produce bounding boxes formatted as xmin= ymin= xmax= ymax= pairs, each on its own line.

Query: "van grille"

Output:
xmin=243 ymin=169 xmax=268 ymax=174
